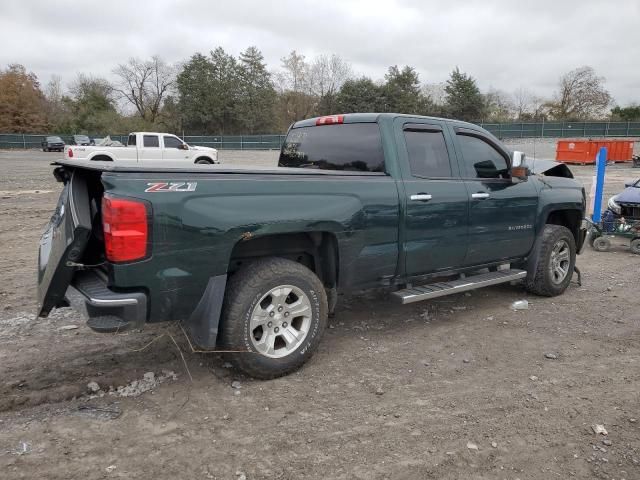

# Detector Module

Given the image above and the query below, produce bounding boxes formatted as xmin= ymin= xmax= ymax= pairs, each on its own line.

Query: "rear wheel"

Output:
xmin=630 ymin=238 xmax=640 ymax=254
xmin=525 ymin=224 xmax=576 ymax=297
xmin=220 ymin=258 xmax=328 ymax=379
xmin=592 ymin=236 xmax=611 ymax=252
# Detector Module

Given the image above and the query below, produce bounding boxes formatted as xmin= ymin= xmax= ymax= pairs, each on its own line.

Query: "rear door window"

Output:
xmin=404 ymin=128 xmax=452 ymax=178
xmin=279 ymin=123 xmax=384 ymax=172
xmin=143 ymin=135 xmax=159 ymax=148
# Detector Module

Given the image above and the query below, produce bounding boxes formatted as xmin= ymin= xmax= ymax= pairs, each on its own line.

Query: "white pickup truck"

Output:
xmin=64 ymin=132 xmax=219 ymax=164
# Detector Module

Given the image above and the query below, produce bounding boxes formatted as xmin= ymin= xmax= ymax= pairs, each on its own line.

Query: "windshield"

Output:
xmin=47 ymin=136 xmax=62 ymax=142
xmin=75 ymin=135 xmax=90 ymax=141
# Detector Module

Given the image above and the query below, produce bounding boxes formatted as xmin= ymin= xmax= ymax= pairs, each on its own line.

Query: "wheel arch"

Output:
xmin=544 ymin=208 xmax=583 ymax=248
xmin=228 ymin=231 xmax=340 ymax=289
xmin=194 ymin=156 xmax=213 ymax=164
xmin=89 ymin=153 xmax=114 ymax=162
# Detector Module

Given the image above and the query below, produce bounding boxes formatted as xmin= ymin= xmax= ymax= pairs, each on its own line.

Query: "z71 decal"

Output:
xmin=145 ymin=182 xmax=197 ymax=193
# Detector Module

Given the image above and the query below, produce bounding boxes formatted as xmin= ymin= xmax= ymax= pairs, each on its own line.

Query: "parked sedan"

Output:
xmin=41 ymin=136 xmax=65 ymax=152
xmin=72 ymin=134 xmax=91 ymax=146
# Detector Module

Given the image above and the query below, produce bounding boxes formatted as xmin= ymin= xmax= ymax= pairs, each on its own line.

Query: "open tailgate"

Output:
xmin=37 ymin=167 xmax=92 ymax=316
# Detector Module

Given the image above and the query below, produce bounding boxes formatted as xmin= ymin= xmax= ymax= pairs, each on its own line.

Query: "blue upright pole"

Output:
xmin=592 ymin=147 xmax=608 ymax=223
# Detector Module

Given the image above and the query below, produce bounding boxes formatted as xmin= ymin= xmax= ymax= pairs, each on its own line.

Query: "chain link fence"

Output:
xmin=2 ymin=121 xmax=640 ymax=149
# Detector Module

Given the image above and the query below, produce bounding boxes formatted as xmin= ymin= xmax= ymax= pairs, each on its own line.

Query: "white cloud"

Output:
xmin=1 ymin=0 xmax=638 ymax=104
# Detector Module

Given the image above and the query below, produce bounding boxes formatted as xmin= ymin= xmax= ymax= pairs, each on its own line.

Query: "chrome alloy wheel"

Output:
xmin=549 ymin=239 xmax=571 ymax=284
xmin=249 ymin=285 xmax=312 ymax=358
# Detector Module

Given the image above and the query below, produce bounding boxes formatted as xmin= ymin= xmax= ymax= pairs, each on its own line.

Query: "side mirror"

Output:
xmin=511 ymin=151 xmax=528 ymax=180
xmin=180 ymin=143 xmax=189 ymax=150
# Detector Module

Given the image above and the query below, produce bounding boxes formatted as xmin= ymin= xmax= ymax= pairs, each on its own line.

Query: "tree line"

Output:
xmin=0 ymin=46 xmax=638 ymax=135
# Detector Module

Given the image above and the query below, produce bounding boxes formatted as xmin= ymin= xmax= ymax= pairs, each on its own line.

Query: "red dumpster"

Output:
xmin=556 ymin=139 xmax=635 ymax=164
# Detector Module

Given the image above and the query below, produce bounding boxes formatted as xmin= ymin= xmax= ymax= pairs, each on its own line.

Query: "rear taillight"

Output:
xmin=316 ymin=115 xmax=344 ymax=126
xmin=101 ymin=195 xmax=149 ymax=262
xmin=68 ymin=148 xmax=73 ymax=158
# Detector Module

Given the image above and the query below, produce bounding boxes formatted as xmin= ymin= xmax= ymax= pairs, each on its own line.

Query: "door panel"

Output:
xmin=452 ymin=129 xmax=538 ymax=266
xmin=162 ymin=135 xmax=190 ymax=161
xmin=396 ymin=120 xmax=469 ymax=276
xmin=138 ymin=135 xmax=161 ymax=161
xmin=404 ymin=179 xmax=469 ymax=274
xmin=464 ymin=179 xmax=538 ymax=265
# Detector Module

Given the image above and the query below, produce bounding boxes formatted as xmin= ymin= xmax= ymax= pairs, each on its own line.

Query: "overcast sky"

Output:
xmin=1 ymin=0 xmax=638 ymax=105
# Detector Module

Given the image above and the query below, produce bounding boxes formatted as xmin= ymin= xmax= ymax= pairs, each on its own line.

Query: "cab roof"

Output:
xmin=291 ymin=113 xmax=480 ymax=130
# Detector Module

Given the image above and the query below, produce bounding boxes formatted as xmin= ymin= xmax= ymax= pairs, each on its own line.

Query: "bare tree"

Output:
xmin=275 ymin=51 xmax=316 ymax=124
xmin=423 ymin=82 xmax=447 ymax=106
xmin=547 ymin=66 xmax=611 ymax=120
xmin=113 ymin=56 xmax=177 ymax=123
xmin=45 ymin=75 xmax=63 ymax=104
xmin=512 ymin=87 xmax=548 ymax=121
xmin=275 ymin=50 xmax=310 ymax=94
xmin=484 ymin=88 xmax=516 ymax=122
xmin=309 ymin=54 xmax=352 ymax=114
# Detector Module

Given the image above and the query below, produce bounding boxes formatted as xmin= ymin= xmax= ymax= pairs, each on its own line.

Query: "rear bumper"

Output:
xmin=65 ymin=270 xmax=147 ymax=330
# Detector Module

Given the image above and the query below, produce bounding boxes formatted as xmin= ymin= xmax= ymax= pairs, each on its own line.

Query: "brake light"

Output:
xmin=316 ymin=115 xmax=344 ymax=126
xmin=68 ymin=148 xmax=73 ymax=158
xmin=101 ymin=195 xmax=149 ymax=262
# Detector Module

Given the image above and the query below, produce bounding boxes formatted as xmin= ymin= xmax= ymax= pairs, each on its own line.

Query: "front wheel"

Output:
xmin=195 ymin=158 xmax=212 ymax=165
xmin=219 ymin=258 xmax=328 ymax=379
xmin=525 ymin=224 xmax=576 ymax=297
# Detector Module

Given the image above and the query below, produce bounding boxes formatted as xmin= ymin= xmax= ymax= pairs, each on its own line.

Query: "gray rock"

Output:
xmin=544 ymin=353 xmax=558 ymax=360
xmin=602 ymin=439 xmax=612 ymax=446
xmin=87 ymin=381 xmax=101 ymax=393
xmin=231 ymin=380 xmax=242 ymax=389
xmin=375 ymin=387 xmax=384 ymax=396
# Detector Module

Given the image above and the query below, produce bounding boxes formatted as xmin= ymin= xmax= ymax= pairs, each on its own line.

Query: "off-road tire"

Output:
xmin=195 ymin=158 xmax=212 ymax=164
xmin=525 ymin=224 xmax=576 ymax=297
xmin=592 ymin=236 xmax=611 ymax=252
xmin=219 ymin=257 xmax=328 ymax=379
xmin=630 ymin=238 xmax=640 ymax=254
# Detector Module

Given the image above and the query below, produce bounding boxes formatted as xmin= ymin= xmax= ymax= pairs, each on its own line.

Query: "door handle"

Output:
xmin=410 ymin=193 xmax=433 ymax=201
xmin=471 ymin=192 xmax=490 ymax=200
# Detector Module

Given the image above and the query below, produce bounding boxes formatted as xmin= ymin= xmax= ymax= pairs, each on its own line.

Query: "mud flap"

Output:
xmin=182 ymin=274 xmax=227 ymax=349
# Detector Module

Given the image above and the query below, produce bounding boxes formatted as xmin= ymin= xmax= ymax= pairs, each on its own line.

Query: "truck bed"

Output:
xmin=54 ymin=159 xmax=386 ymax=176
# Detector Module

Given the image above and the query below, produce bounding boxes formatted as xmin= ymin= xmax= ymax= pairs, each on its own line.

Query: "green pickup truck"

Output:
xmin=38 ymin=113 xmax=587 ymax=378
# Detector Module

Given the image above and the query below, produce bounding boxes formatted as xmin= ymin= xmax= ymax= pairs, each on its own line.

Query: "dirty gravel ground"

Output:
xmin=1 ymin=149 xmax=639 ymax=480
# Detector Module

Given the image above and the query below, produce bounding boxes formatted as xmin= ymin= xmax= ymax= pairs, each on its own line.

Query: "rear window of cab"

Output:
xmin=278 ymin=123 xmax=384 ymax=172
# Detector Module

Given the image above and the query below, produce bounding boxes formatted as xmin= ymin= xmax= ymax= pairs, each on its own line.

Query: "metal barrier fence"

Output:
xmin=0 ymin=133 xmax=287 ymax=150
xmin=478 ymin=121 xmax=640 ymax=139
xmin=2 ymin=122 xmax=640 ymax=149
